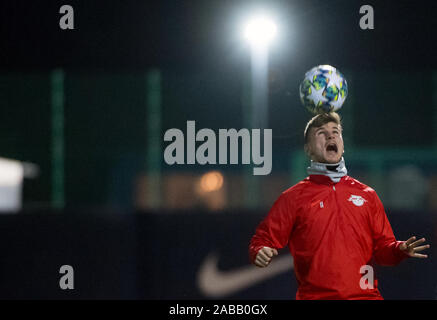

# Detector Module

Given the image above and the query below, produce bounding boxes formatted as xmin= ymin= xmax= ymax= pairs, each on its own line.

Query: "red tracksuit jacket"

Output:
xmin=249 ymin=175 xmax=409 ymax=300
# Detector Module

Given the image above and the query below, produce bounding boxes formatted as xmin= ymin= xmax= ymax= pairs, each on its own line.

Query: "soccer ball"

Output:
xmin=299 ymin=65 xmax=348 ymax=114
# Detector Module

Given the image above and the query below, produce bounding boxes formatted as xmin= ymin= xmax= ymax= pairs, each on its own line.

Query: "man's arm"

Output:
xmin=370 ymin=192 xmax=430 ymax=265
xmin=249 ymin=193 xmax=295 ymax=267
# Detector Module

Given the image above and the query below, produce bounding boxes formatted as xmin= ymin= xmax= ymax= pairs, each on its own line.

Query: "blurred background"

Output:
xmin=0 ymin=0 xmax=436 ymax=299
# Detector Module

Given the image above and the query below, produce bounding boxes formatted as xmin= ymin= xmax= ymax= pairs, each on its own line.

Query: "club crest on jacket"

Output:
xmin=348 ymin=195 xmax=367 ymax=207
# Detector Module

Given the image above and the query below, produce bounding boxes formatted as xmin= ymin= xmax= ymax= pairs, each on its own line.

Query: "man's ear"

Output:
xmin=304 ymin=144 xmax=311 ymax=157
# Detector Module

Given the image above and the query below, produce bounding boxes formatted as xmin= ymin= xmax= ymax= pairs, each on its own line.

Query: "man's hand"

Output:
xmin=399 ymin=236 xmax=430 ymax=258
xmin=254 ymin=246 xmax=278 ymax=267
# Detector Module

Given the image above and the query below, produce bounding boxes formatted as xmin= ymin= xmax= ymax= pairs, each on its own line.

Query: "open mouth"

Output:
xmin=326 ymin=143 xmax=338 ymax=153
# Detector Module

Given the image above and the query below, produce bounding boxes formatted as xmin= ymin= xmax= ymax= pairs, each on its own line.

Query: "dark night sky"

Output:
xmin=0 ymin=0 xmax=436 ymax=71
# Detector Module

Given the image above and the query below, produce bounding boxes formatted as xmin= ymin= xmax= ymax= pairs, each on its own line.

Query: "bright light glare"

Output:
xmin=243 ymin=15 xmax=277 ymax=48
xmin=0 ymin=158 xmax=23 ymax=186
xmin=199 ymin=171 xmax=224 ymax=193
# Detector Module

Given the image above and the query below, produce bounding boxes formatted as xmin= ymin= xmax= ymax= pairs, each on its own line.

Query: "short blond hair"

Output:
xmin=304 ymin=112 xmax=342 ymax=144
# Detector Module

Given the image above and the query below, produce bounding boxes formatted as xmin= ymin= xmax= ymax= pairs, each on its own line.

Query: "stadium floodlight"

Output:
xmin=241 ymin=12 xmax=278 ymax=208
xmin=241 ymin=13 xmax=278 ymax=129
xmin=243 ymin=15 xmax=277 ymax=49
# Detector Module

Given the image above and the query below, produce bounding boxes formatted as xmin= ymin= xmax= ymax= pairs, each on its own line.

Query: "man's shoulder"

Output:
xmin=279 ymin=176 xmax=379 ymax=198
xmin=280 ymin=178 xmax=311 ymax=198
xmin=343 ymin=175 xmax=377 ymax=195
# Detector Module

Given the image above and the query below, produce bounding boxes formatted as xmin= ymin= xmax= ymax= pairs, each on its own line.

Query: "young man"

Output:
xmin=249 ymin=112 xmax=430 ymax=300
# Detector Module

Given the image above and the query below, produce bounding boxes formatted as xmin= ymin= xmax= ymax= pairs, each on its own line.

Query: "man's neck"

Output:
xmin=307 ymin=157 xmax=348 ymax=183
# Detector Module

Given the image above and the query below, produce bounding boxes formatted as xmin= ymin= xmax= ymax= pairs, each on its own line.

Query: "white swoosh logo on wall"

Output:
xmin=197 ymin=252 xmax=294 ymax=298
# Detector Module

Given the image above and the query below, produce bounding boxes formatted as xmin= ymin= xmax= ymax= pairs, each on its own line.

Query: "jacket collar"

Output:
xmin=307 ymin=157 xmax=348 ymax=184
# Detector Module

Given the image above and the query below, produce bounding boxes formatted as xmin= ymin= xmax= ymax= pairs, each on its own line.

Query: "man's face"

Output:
xmin=305 ymin=121 xmax=344 ymax=164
